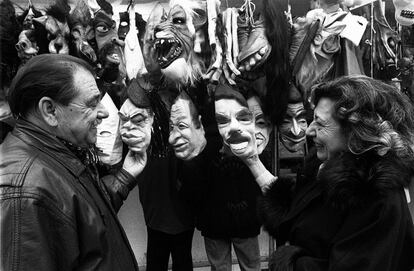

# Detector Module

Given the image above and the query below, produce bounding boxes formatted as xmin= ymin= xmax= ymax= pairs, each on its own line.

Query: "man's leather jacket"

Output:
xmin=0 ymin=119 xmax=139 ymax=270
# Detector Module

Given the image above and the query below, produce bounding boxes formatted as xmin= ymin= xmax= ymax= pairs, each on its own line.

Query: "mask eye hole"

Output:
xmin=173 ymin=17 xmax=185 ymax=24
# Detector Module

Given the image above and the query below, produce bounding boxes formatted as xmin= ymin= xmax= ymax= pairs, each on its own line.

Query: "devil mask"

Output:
xmin=169 ymin=92 xmax=206 ymax=160
xmin=94 ymin=8 xmax=126 ymax=83
xmin=68 ymin=0 xmax=96 ymax=63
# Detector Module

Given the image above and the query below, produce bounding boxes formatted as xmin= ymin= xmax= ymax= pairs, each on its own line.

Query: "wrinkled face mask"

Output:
xmin=215 ymin=99 xmax=256 ymax=157
xmin=279 ymin=102 xmax=308 ymax=153
xmin=169 ymin=97 xmax=206 ymax=160
xmin=247 ymin=96 xmax=272 ymax=155
xmin=119 ymin=99 xmax=154 ymax=153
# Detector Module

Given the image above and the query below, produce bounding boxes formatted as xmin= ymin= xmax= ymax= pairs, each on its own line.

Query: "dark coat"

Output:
xmin=0 ymin=119 xmax=139 ymax=271
xmin=259 ymin=151 xmax=414 ymax=271
xmin=179 ymin=148 xmax=262 ymax=239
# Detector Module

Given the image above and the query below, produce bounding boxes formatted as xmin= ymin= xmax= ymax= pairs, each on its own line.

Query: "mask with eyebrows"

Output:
xmin=119 ymin=80 xmax=154 ymax=153
xmin=169 ymin=92 xmax=206 ymax=160
xmin=279 ymin=102 xmax=308 ymax=153
xmin=247 ymin=95 xmax=272 ymax=155
xmin=214 ymin=84 xmax=256 ymax=158
xmin=68 ymin=0 xmax=96 ymax=64
xmin=93 ymin=0 xmax=126 ymax=84
xmin=145 ymin=0 xmax=206 ymax=87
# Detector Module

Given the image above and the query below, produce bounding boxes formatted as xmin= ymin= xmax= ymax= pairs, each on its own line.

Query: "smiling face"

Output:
xmin=247 ymin=96 xmax=272 ymax=155
xmin=168 ymin=96 xmax=206 ymax=160
xmin=279 ymin=102 xmax=308 ymax=152
xmin=215 ymin=99 xmax=255 ymax=156
xmin=55 ymin=68 xmax=109 ymax=147
xmin=306 ymin=97 xmax=347 ymax=161
xmin=119 ymin=99 xmax=154 ymax=153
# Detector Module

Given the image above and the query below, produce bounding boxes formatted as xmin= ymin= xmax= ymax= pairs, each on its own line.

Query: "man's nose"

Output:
xmin=305 ymin=121 xmax=315 ymax=137
xmin=291 ymin=118 xmax=301 ymax=136
xmin=97 ymin=102 xmax=109 ymax=119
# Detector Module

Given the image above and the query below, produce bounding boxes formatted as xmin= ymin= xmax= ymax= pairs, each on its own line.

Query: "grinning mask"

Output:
xmin=279 ymin=102 xmax=308 ymax=152
xmin=169 ymin=92 xmax=206 ymax=160
xmin=144 ymin=0 xmax=205 ymax=87
xmin=247 ymin=95 xmax=272 ymax=155
xmin=214 ymin=84 xmax=256 ymax=158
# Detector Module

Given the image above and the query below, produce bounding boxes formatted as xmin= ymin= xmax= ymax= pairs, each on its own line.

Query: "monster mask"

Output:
xmin=93 ymin=7 xmax=126 ymax=83
xmin=15 ymin=5 xmax=43 ymax=64
xmin=33 ymin=3 xmax=70 ymax=54
xmin=68 ymin=0 xmax=96 ymax=63
xmin=144 ymin=0 xmax=205 ymax=87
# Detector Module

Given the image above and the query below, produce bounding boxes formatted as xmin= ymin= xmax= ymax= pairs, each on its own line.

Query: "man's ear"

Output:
xmin=38 ymin=97 xmax=59 ymax=126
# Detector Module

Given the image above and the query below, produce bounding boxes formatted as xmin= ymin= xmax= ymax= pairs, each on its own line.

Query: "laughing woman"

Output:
xmin=236 ymin=75 xmax=414 ymax=270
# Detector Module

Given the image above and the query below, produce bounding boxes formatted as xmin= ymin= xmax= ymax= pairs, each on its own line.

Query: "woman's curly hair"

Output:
xmin=310 ymin=75 xmax=414 ymax=161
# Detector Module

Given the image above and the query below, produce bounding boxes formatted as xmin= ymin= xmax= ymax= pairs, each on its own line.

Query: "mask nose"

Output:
xmin=291 ymin=118 xmax=301 ymax=136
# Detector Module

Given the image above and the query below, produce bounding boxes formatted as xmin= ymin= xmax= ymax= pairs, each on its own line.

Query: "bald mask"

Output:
xmin=169 ymin=96 xmax=206 ymax=160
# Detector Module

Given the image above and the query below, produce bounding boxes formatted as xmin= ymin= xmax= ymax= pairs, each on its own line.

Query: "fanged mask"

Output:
xmin=145 ymin=0 xmax=205 ymax=87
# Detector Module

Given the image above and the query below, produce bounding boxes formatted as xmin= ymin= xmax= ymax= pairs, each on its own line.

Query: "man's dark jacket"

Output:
xmin=0 ymin=119 xmax=139 ymax=270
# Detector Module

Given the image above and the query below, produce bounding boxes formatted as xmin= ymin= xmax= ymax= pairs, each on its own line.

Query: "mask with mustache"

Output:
xmin=279 ymin=102 xmax=308 ymax=153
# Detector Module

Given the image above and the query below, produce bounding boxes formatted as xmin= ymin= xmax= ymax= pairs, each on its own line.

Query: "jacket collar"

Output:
xmin=13 ymin=119 xmax=87 ymax=177
xmin=318 ymin=151 xmax=412 ymax=210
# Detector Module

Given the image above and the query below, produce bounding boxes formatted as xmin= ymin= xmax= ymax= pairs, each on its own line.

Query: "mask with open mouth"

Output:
xmin=93 ymin=5 xmax=126 ymax=84
xmin=214 ymin=84 xmax=256 ymax=158
xmin=144 ymin=0 xmax=205 ymax=87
